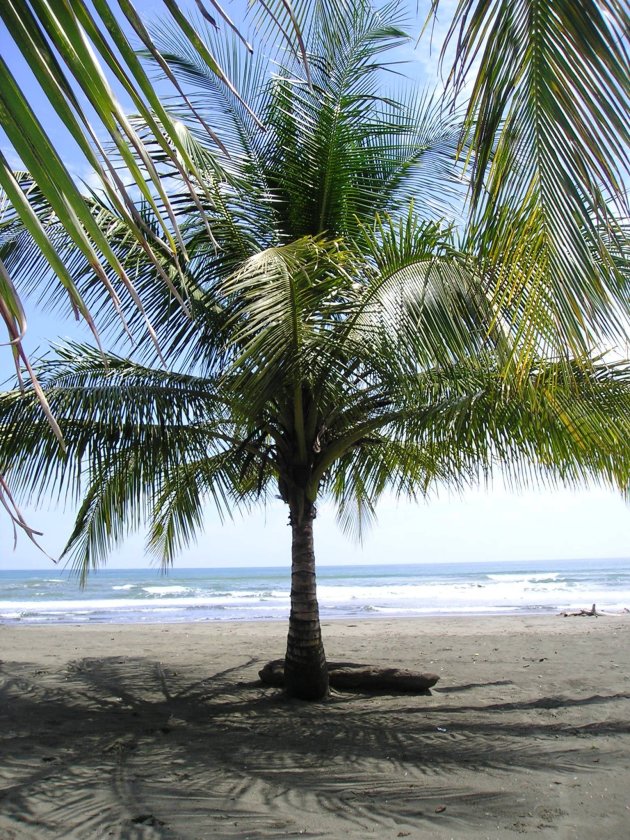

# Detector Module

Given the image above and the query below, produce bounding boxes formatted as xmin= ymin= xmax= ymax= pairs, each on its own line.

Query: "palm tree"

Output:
xmin=1 ymin=0 xmax=628 ymax=541
xmin=1 ymin=1 xmax=629 ymax=699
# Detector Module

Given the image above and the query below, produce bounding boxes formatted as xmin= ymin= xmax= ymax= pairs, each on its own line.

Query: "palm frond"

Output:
xmin=145 ymin=20 xmax=269 ymax=161
xmin=260 ymin=3 xmax=414 ymax=238
xmin=350 ymin=208 xmax=502 ymax=369
xmin=431 ymin=0 xmax=630 ymax=353
xmin=0 ymin=0 xmax=316 ymax=393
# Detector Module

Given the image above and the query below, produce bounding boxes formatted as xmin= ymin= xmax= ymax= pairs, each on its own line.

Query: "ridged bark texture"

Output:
xmin=284 ymin=502 xmax=329 ymax=700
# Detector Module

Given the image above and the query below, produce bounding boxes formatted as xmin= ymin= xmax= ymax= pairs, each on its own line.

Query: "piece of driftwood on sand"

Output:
xmin=560 ymin=603 xmax=601 ymax=617
xmin=560 ymin=605 xmax=630 ymax=617
xmin=259 ymin=660 xmax=439 ymax=693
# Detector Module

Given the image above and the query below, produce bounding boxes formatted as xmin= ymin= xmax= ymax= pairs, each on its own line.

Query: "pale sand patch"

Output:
xmin=1 ymin=615 xmax=629 ymax=839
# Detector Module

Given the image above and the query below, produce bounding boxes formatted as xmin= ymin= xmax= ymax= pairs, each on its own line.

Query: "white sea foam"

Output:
xmin=141 ymin=586 xmax=191 ymax=596
xmin=485 ymin=573 xmax=561 ymax=582
xmin=1 ymin=579 xmax=627 ymax=624
xmin=2 ymin=560 xmax=628 ymax=624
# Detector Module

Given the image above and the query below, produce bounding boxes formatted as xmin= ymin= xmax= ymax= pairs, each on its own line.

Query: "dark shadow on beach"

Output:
xmin=1 ymin=654 xmax=629 ymax=839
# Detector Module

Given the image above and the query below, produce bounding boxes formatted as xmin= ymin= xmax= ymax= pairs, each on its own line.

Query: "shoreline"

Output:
xmin=2 ymin=614 xmax=629 ymax=838
xmin=2 ymin=602 xmax=629 ymax=628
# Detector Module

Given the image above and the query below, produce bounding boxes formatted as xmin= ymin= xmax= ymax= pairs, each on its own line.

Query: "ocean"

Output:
xmin=1 ymin=558 xmax=629 ymax=625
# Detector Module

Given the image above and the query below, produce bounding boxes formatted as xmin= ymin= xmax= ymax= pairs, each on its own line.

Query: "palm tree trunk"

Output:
xmin=284 ymin=500 xmax=329 ymax=700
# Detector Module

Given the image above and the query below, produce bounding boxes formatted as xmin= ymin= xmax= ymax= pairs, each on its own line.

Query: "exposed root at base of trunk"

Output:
xmin=259 ymin=659 xmax=439 ymax=693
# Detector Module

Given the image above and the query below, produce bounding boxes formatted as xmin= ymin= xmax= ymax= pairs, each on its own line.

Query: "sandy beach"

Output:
xmin=1 ymin=614 xmax=629 ymax=839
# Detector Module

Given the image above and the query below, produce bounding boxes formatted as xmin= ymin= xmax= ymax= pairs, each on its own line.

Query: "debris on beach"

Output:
xmin=559 ymin=604 xmax=601 ymax=617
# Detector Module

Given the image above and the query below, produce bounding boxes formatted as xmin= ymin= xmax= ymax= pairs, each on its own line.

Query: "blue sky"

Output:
xmin=1 ymin=1 xmax=628 ymax=570
xmin=6 ymin=482 xmax=629 ymax=570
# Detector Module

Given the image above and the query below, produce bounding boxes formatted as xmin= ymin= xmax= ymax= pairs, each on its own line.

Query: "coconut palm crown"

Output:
xmin=1 ymin=1 xmax=629 ymax=699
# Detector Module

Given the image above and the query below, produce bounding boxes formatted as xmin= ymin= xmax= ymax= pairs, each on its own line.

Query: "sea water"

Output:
xmin=1 ymin=558 xmax=629 ymax=625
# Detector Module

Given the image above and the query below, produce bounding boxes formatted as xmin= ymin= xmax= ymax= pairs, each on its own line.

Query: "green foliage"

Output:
xmin=434 ymin=0 xmax=630 ymax=353
xmin=0 ymin=0 xmax=629 ymax=576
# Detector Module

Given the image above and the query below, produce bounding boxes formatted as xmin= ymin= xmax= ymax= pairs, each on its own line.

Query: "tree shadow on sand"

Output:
xmin=1 ymin=655 xmax=628 ymax=839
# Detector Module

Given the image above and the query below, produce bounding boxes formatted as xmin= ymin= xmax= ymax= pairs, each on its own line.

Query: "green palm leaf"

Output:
xmin=431 ymin=0 xmax=630 ymax=353
xmin=0 ymin=0 xmax=320 ymax=386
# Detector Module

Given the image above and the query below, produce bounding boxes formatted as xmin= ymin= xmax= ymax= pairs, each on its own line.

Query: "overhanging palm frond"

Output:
xmin=430 ymin=0 xmax=630 ymax=354
xmin=0 ymin=1 xmax=195 ymax=272
xmin=0 ymin=0 xmax=317 ymax=393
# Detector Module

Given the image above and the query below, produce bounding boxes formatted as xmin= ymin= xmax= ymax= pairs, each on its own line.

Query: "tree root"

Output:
xmin=259 ymin=660 xmax=439 ymax=692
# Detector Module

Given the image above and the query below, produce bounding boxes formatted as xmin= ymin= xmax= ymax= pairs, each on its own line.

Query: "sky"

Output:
xmin=1 ymin=1 xmax=628 ymax=570
xmin=5 ymin=482 xmax=629 ymax=571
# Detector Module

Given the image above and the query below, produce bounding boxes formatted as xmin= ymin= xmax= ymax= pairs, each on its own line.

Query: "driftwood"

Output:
xmin=560 ymin=603 xmax=601 ymax=617
xmin=259 ymin=659 xmax=439 ymax=692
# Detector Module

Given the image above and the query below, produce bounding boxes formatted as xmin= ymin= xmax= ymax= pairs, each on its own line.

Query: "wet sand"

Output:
xmin=1 ymin=614 xmax=629 ymax=838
